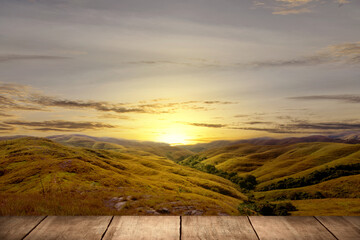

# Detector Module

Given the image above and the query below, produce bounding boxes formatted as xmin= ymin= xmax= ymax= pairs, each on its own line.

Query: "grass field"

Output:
xmin=0 ymin=137 xmax=245 ymax=215
xmin=179 ymin=141 xmax=360 ymax=216
xmin=289 ymin=199 xmax=360 ymax=216
xmin=1 ymin=135 xmax=359 ymax=216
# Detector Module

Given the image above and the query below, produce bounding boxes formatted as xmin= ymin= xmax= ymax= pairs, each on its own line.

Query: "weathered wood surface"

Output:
xmin=182 ymin=216 xmax=258 ymax=240
xmin=0 ymin=216 xmax=45 ymax=240
xmin=316 ymin=216 xmax=360 ymax=240
xmin=24 ymin=216 xmax=112 ymax=240
xmin=103 ymin=216 xmax=179 ymax=240
xmin=249 ymin=216 xmax=337 ymax=240
xmin=0 ymin=216 xmax=359 ymax=240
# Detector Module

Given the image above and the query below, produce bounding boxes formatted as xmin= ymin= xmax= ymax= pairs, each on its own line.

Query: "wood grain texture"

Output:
xmin=182 ymin=216 xmax=259 ymax=240
xmin=24 ymin=216 xmax=111 ymax=240
xmin=0 ymin=216 xmax=45 ymax=240
xmin=103 ymin=216 xmax=179 ymax=240
xmin=316 ymin=216 xmax=360 ymax=240
xmin=250 ymin=216 xmax=336 ymax=240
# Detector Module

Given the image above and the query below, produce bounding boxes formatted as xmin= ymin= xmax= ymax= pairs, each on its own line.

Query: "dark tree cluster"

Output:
xmin=180 ymin=155 xmax=257 ymax=190
xmin=238 ymin=200 xmax=297 ymax=216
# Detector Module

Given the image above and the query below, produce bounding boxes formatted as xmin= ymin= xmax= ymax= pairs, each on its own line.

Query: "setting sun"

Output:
xmin=157 ymin=132 xmax=190 ymax=145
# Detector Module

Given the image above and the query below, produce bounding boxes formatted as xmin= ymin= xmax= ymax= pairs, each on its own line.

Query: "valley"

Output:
xmin=0 ymin=134 xmax=359 ymax=216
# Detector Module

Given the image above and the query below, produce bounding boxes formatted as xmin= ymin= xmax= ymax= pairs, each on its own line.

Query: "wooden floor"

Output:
xmin=0 ymin=216 xmax=359 ymax=240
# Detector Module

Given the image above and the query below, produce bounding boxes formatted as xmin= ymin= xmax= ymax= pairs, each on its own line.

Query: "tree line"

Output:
xmin=259 ymin=163 xmax=360 ymax=191
xmin=179 ymin=155 xmax=257 ymax=190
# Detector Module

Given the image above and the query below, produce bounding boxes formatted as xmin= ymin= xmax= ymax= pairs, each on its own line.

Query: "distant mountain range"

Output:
xmin=1 ymin=131 xmax=360 ymax=151
xmin=183 ymin=132 xmax=360 ymax=152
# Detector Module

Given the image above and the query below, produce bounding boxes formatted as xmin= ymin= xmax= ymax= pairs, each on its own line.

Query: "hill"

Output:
xmin=179 ymin=141 xmax=360 ymax=215
xmin=0 ymin=137 xmax=246 ymax=215
xmin=182 ymin=135 xmax=360 ymax=152
xmin=47 ymin=134 xmax=193 ymax=162
xmin=185 ymin=142 xmax=360 ymax=186
xmin=1 ymin=134 xmax=359 ymax=216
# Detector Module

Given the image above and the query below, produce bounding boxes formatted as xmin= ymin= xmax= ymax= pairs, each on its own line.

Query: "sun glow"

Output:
xmin=157 ymin=132 xmax=190 ymax=146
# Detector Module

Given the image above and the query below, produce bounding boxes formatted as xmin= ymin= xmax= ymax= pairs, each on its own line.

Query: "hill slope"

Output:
xmin=183 ymin=135 xmax=360 ymax=152
xmin=47 ymin=134 xmax=193 ymax=161
xmin=0 ymin=137 xmax=245 ymax=215
xmin=179 ymin=141 xmax=360 ymax=215
xmin=187 ymin=142 xmax=360 ymax=187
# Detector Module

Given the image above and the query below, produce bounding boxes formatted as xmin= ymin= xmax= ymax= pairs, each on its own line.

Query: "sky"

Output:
xmin=0 ymin=0 xmax=360 ymax=145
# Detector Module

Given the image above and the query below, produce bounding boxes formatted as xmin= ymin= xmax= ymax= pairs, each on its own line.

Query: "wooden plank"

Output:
xmin=182 ymin=216 xmax=259 ymax=240
xmin=250 ymin=216 xmax=336 ymax=240
xmin=0 ymin=216 xmax=45 ymax=240
xmin=316 ymin=216 xmax=360 ymax=240
xmin=344 ymin=216 xmax=360 ymax=228
xmin=103 ymin=216 xmax=179 ymax=240
xmin=24 ymin=216 xmax=112 ymax=240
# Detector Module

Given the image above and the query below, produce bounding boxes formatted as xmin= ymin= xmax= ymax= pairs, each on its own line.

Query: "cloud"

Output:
xmin=244 ymin=121 xmax=273 ymax=125
xmin=246 ymin=41 xmax=360 ymax=68
xmin=234 ymin=114 xmax=250 ymax=118
xmin=232 ymin=121 xmax=360 ymax=134
xmin=0 ymin=112 xmax=14 ymax=117
xmin=4 ymin=120 xmax=116 ymax=131
xmin=185 ymin=118 xmax=360 ymax=134
xmin=0 ymin=95 xmax=43 ymax=111
xmin=186 ymin=122 xmax=227 ymax=128
xmin=253 ymin=0 xmax=351 ymax=15
xmin=272 ymin=7 xmax=312 ymax=15
xmin=293 ymin=122 xmax=360 ymax=130
xmin=98 ymin=114 xmax=132 ymax=120
xmin=289 ymin=94 xmax=360 ymax=103
xmin=30 ymin=95 xmax=147 ymax=113
xmin=119 ymin=41 xmax=360 ymax=70
xmin=0 ymin=54 xmax=70 ymax=63
xmin=0 ymin=82 xmax=32 ymax=98
xmin=0 ymin=82 xmax=235 ymax=116
xmin=231 ymin=126 xmax=299 ymax=134
xmin=125 ymin=60 xmax=222 ymax=68
xmin=0 ymin=123 xmax=14 ymax=132
xmin=337 ymin=0 xmax=350 ymax=7
xmin=203 ymin=101 xmax=237 ymax=104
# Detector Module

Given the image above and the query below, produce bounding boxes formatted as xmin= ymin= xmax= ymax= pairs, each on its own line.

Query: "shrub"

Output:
xmin=238 ymin=200 xmax=297 ymax=216
xmin=180 ymin=155 xmax=258 ymax=191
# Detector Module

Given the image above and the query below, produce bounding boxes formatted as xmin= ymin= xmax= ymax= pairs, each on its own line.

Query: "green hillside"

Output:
xmin=179 ymin=142 xmax=360 ymax=215
xmin=0 ymin=137 xmax=245 ymax=215
xmin=190 ymin=142 xmax=360 ymax=187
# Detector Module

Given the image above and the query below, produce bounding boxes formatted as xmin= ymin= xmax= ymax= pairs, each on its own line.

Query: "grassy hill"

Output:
xmin=179 ymin=141 xmax=360 ymax=215
xmin=182 ymin=135 xmax=360 ymax=153
xmin=189 ymin=142 xmax=360 ymax=187
xmin=1 ymin=134 xmax=359 ymax=216
xmin=0 ymin=137 xmax=245 ymax=215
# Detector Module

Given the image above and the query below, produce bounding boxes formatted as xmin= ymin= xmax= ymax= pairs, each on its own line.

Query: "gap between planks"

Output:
xmin=247 ymin=216 xmax=260 ymax=240
xmin=179 ymin=216 xmax=182 ymax=240
xmin=21 ymin=216 xmax=47 ymax=240
xmin=313 ymin=216 xmax=339 ymax=240
xmin=101 ymin=216 xmax=114 ymax=240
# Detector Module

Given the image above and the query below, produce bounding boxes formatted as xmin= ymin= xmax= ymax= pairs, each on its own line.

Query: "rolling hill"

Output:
xmin=0 ymin=137 xmax=245 ymax=215
xmin=1 ymin=134 xmax=359 ymax=216
xmin=179 ymin=141 xmax=360 ymax=215
xmin=186 ymin=142 xmax=360 ymax=187
xmin=182 ymin=134 xmax=360 ymax=152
